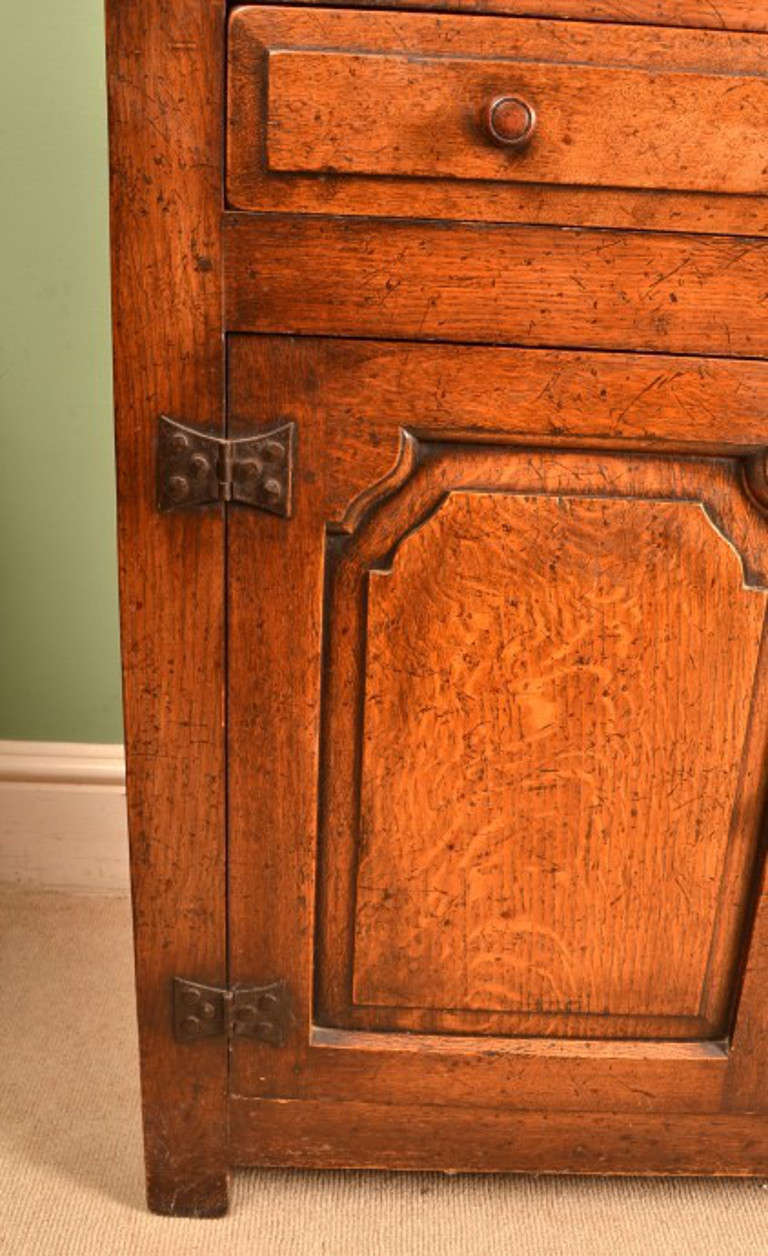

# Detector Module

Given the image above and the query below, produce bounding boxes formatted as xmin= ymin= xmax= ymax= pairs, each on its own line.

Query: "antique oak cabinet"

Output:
xmin=107 ymin=0 xmax=768 ymax=1215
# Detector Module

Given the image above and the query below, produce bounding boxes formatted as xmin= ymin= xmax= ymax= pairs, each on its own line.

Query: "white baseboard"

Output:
xmin=0 ymin=741 xmax=129 ymax=893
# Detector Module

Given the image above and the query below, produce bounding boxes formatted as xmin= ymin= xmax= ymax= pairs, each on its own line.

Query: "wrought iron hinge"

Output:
xmin=157 ymin=416 xmax=295 ymax=515
xmin=172 ymin=977 xmax=291 ymax=1046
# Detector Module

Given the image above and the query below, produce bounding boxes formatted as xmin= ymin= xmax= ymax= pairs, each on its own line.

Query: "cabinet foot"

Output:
xmin=146 ymin=1171 xmax=229 ymax=1218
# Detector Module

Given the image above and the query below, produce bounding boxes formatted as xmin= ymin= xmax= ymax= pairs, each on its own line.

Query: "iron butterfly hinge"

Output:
xmin=157 ymin=416 xmax=295 ymax=516
xmin=172 ymin=976 xmax=292 ymax=1046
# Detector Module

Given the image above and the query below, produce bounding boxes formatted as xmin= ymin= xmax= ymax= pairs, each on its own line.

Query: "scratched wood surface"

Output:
xmin=227 ymin=337 xmax=768 ymax=522
xmin=228 ymin=7 xmax=768 ymax=234
xmin=105 ymin=0 xmax=229 ymax=1217
xmin=224 ymin=216 xmax=768 ymax=357
xmin=110 ymin=0 xmax=768 ymax=1202
xmin=229 ymin=1099 xmax=768 ymax=1174
xmin=314 ymin=445 xmax=768 ymax=1042
xmin=267 ymin=51 xmax=768 ymax=195
xmin=227 ymin=340 xmax=761 ymax=1123
xmin=353 ymin=491 xmax=765 ymax=1027
xmin=260 ymin=1 xmax=767 ymax=33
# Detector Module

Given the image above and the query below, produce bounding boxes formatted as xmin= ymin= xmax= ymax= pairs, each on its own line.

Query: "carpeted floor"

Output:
xmin=0 ymin=887 xmax=766 ymax=1255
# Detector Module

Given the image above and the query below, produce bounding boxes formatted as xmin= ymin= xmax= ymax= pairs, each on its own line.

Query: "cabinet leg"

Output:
xmin=145 ymin=1164 xmax=229 ymax=1218
xmin=139 ymin=1039 xmax=230 ymax=1216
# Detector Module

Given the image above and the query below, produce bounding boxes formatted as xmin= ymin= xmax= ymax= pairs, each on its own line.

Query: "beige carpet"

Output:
xmin=0 ymin=888 xmax=766 ymax=1256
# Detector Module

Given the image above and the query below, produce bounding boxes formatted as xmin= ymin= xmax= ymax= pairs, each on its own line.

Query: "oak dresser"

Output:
xmin=106 ymin=0 xmax=768 ymax=1215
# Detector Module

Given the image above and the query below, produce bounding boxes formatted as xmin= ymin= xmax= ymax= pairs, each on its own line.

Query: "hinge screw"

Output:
xmin=263 ymin=477 xmax=282 ymax=500
xmin=181 ymin=1015 xmax=201 ymax=1036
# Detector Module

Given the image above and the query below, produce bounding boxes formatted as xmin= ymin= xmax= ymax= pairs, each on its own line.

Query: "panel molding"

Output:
xmin=315 ymin=439 xmax=768 ymax=1042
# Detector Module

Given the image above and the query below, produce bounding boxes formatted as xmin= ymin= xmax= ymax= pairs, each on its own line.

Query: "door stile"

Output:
xmin=226 ymin=336 xmax=328 ymax=1100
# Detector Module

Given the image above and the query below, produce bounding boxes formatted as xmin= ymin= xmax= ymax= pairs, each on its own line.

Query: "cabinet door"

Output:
xmin=226 ymin=336 xmax=768 ymax=1174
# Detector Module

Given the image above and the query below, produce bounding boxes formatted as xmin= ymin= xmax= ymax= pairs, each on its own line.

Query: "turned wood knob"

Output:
xmin=483 ymin=96 xmax=537 ymax=149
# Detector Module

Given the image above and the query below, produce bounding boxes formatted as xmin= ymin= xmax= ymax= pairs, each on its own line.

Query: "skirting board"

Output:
xmin=0 ymin=741 xmax=129 ymax=893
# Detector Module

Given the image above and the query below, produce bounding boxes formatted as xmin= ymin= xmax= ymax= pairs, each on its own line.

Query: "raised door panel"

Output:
xmin=356 ymin=494 xmax=761 ymax=1024
xmin=315 ymin=445 xmax=768 ymax=1042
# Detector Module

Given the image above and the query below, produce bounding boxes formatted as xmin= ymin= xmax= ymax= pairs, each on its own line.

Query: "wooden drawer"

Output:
xmin=227 ymin=7 xmax=768 ymax=235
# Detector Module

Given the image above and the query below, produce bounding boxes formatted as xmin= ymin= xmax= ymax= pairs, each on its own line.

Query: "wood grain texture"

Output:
xmin=230 ymin=1011 xmax=729 ymax=1115
xmin=106 ymin=0 xmax=228 ymax=1217
xmin=354 ymin=492 xmax=765 ymax=1027
xmin=267 ymin=50 xmax=768 ymax=195
xmin=316 ymin=445 xmax=768 ymax=1040
xmin=227 ymin=341 xmax=768 ymax=1137
xmin=225 ymin=340 xmax=727 ymax=1113
xmin=110 ymin=0 xmax=768 ymax=1195
xmin=230 ymin=1099 xmax=768 ymax=1175
xmin=223 ymin=216 xmax=768 ymax=357
xmin=226 ymin=338 xmax=328 ymax=1130
xmin=259 ymin=2 xmax=767 ymax=35
xmin=228 ymin=336 xmax=768 ymax=525
xmin=287 ymin=1030 xmax=729 ymax=1114
xmin=725 ymin=850 xmax=768 ymax=1111
xmin=229 ymin=8 xmax=768 ymax=235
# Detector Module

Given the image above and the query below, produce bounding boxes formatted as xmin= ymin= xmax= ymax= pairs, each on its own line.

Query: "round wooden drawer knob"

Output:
xmin=484 ymin=96 xmax=537 ymax=149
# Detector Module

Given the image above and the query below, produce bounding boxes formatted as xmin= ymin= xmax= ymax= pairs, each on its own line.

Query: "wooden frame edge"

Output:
xmin=105 ymin=0 xmax=229 ymax=1217
xmin=229 ymin=1098 xmax=768 ymax=1175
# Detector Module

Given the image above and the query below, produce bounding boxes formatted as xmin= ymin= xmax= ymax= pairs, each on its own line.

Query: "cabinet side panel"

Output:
xmin=106 ymin=0 xmax=228 ymax=1217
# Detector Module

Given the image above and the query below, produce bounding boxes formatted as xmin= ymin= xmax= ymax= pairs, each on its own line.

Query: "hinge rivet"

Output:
xmin=264 ymin=440 xmax=285 ymax=464
xmin=190 ymin=452 xmax=212 ymax=478
xmin=167 ymin=474 xmax=190 ymax=502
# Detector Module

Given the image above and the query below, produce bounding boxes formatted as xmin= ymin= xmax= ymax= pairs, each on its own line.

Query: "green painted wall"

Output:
xmin=0 ymin=3 xmax=122 ymax=743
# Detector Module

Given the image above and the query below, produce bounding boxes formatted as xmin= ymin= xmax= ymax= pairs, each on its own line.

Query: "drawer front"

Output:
xmin=267 ymin=51 xmax=766 ymax=197
xmin=228 ymin=7 xmax=768 ymax=234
